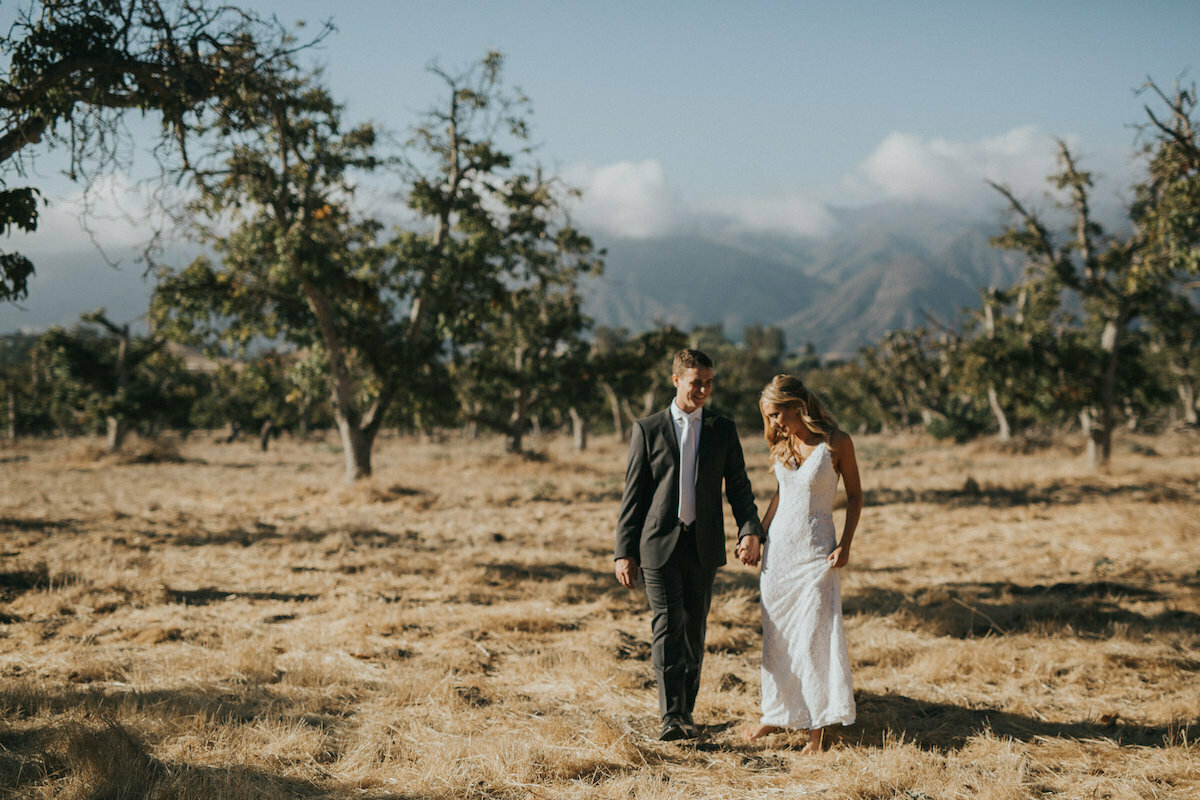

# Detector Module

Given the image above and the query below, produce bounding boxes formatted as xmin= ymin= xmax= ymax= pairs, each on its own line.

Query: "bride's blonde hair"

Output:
xmin=760 ymin=374 xmax=840 ymax=464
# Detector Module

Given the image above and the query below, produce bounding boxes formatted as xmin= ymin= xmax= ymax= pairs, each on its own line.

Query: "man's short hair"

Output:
xmin=672 ymin=348 xmax=714 ymax=375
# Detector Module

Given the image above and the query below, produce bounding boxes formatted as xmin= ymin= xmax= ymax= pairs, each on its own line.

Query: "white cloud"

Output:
xmin=710 ymin=191 xmax=837 ymax=238
xmin=8 ymin=173 xmax=172 ymax=259
xmin=565 ymin=159 xmax=839 ymax=240
xmin=564 ymin=159 xmax=683 ymax=239
xmin=843 ymin=126 xmax=1066 ymax=210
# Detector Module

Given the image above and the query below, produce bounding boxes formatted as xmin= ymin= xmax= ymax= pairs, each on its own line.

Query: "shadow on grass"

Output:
xmin=0 ymin=516 xmax=77 ymax=533
xmin=166 ymin=587 xmax=320 ymax=606
xmin=0 ymin=716 xmax=379 ymax=800
xmin=0 ymin=682 xmax=347 ymax=729
xmin=865 ymin=479 xmax=1199 ymax=508
xmin=844 ymin=579 xmax=1200 ymax=639
xmin=714 ymin=569 xmax=761 ymax=595
xmin=468 ymin=560 xmax=626 ymax=606
xmin=0 ymin=564 xmax=51 ymax=605
xmin=851 ymin=690 xmax=1196 ymax=751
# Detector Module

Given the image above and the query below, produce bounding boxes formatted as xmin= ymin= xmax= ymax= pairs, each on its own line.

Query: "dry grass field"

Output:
xmin=2 ymin=427 xmax=1199 ymax=799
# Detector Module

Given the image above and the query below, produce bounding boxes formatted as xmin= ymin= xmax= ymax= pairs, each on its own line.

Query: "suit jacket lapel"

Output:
xmin=696 ymin=408 xmax=716 ymax=479
xmin=659 ymin=409 xmax=680 ymax=470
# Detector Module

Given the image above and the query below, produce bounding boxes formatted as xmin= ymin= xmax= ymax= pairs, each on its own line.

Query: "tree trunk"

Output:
xmin=301 ymin=278 xmax=377 ymax=483
xmin=259 ymin=420 xmax=274 ymax=452
xmin=507 ymin=426 xmax=523 ymax=453
xmin=640 ymin=389 xmax=656 ymax=419
xmin=1178 ymin=381 xmax=1198 ymax=426
xmin=1080 ymin=408 xmax=1102 ymax=471
xmin=620 ymin=397 xmax=637 ymax=427
xmin=600 ymin=381 xmax=624 ymax=439
xmin=568 ymin=406 xmax=587 ymax=451
xmin=105 ymin=327 xmax=130 ymax=454
xmin=987 ymin=384 xmax=1011 ymax=441
xmin=224 ymin=421 xmax=241 ymax=443
xmin=297 ymin=403 xmax=310 ymax=439
xmin=105 ymin=416 xmax=129 ymax=453
xmin=1097 ymin=318 xmax=1120 ymax=468
xmin=6 ymin=387 xmax=15 ymax=440
xmin=336 ymin=413 xmax=374 ymax=481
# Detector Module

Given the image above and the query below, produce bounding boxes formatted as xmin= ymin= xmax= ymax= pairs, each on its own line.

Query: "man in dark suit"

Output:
xmin=615 ymin=348 xmax=764 ymax=741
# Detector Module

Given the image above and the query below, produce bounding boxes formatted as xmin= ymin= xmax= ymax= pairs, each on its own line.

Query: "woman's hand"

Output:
xmin=736 ymin=534 xmax=761 ymax=567
xmin=827 ymin=546 xmax=849 ymax=569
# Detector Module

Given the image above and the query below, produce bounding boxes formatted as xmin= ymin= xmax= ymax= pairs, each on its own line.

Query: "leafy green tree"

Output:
xmin=457 ymin=277 xmax=595 ymax=453
xmin=151 ymin=56 xmax=393 ymax=480
xmin=592 ymin=325 xmax=687 ymax=439
xmin=989 ymin=111 xmax=1200 ymax=466
xmin=35 ymin=310 xmax=199 ymax=448
xmin=1135 ymin=80 xmax=1200 ymax=427
xmin=989 ymin=143 xmax=1145 ymax=467
xmin=402 ymin=53 xmax=601 ymax=454
xmin=0 ymin=0 xmax=318 ymax=301
xmin=190 ymin=352 xmax=319 ymax=449
xmin=947 ymin=278 xmax=1076 ymax=440
xmin=0 ymin=332 xmax=41 ymax=437
xmin=155 ymin=51 xmax=599 ymax=480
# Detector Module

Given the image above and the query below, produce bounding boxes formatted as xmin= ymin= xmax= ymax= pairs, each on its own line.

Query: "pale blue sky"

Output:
xmin=2 ymin=0 xmax=1199 ymax=330
xmin=256 ymin=0 xmax=1197 ymax=198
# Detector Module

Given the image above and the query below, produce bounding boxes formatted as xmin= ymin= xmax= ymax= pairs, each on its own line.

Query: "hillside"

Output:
xmin=6 ymin=202 xmax=1024 ymax=360
xmin=583 ymin=202 xmax=1023 ymax=359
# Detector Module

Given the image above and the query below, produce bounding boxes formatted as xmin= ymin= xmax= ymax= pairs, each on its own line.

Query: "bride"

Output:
xmin=739 ymin=374 xmax=863 ymax=752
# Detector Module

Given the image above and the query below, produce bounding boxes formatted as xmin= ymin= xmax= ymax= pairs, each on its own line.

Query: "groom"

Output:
xmin=615 ymin=348 xmax=764 ymax=741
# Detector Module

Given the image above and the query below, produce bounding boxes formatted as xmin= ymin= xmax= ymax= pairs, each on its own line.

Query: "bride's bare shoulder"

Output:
xmin=826 ymin=430 xmax=854 ymax=470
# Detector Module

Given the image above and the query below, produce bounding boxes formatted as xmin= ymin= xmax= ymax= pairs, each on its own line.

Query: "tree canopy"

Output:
xmin=0 ymin=0 xmax=324 ymax=301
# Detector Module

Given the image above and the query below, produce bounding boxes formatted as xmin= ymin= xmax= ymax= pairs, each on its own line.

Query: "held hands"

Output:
xmin=736 ymin=534 xmax=761 ymax=567
xmin=827 ymin=545 xmax=850 ymax=569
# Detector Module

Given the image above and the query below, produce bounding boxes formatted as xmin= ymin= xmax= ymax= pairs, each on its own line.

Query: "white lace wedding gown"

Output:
xmin=758 ymin=442 xmax=856 ymax=729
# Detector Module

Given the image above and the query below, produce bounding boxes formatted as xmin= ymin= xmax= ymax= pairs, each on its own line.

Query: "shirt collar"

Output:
xmin=671 ymin=401 xmax=703 ymax=425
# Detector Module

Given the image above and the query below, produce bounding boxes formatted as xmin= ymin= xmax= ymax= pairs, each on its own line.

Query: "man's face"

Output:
xmin=673 ymin=367 xmax=714 ymax=413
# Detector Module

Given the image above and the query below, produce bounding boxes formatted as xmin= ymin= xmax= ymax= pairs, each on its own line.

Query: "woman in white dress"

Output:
xmin=740 ymin=374 xmax=863 ymax=752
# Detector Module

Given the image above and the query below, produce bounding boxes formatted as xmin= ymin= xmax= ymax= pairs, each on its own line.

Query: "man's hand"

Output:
xmin=615 ymin=557 xmax=639 ymax=588
xmin=736 ymin=534 xmax=761 ymax=567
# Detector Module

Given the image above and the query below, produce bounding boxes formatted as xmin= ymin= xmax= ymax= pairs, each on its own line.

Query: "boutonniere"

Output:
xmin=703 ymin=415 xmax=716 ymax=429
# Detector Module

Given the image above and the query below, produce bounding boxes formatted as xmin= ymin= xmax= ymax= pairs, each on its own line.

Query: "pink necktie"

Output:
xmin=678 ymin=415 xmax=697 ymax=525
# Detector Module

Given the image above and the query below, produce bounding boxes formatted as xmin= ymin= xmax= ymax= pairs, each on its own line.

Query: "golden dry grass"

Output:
xmin=2 ymin=428 xmax=1199 ymax=799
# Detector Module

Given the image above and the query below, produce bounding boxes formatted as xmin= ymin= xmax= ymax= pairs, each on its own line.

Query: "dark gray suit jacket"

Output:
xmin=615 ymin=407 xmax=764 ymax=570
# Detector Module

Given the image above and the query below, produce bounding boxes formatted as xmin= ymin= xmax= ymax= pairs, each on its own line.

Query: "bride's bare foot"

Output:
xmin=800 ymin=726 xmax=835 ymax=755
xmin=741 ymin=724 xmax=782 ymax=742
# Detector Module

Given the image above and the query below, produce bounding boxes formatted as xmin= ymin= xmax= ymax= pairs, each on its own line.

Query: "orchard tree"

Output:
xmin=989 ymin=142 xmax=1151 ymax=467
xmin=0 ymin=0 xmax=320 ymax=301
xmin=156 ymin=51 xmax=600 ymax=481
xmin=591 ymin=325 xmax=687 ymax=440
xmin=191 ymin=352 xmax=315 ymax=449
xmin=949 ymin=277 xmax=1077 ymax=441
xmin=151 ymin=58 xmax=390 ymax=481
xmin=1136 ymin=80 xmax=1200 ymax=426
xmin=35 ymin=309 xmax=198 ymax=449
xmin=456 ymin=274 xmax=596 ymax=454
xmin=990 ymin=100 xmax=1200 ymax=466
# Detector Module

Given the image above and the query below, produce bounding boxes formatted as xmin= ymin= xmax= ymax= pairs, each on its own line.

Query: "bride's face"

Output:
xmin=762 ymin=401 xmax=809 ymax=439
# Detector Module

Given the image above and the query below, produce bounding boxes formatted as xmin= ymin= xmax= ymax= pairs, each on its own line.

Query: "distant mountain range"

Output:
xmin=582 ymin=202 xmax=1024 ymax=359
xmin=5 ymin=201 xmax=1024 ymax=361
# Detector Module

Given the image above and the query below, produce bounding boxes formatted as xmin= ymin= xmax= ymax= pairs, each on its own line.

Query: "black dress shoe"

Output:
xmin=681 ymin=714 xmax=699 ymax=738
xmin=659 ymin=722 xmax=688 ymax=741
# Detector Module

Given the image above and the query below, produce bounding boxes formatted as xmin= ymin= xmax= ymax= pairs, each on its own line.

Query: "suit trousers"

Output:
xmin=641 ymin=524 xmax=716 ymax=723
